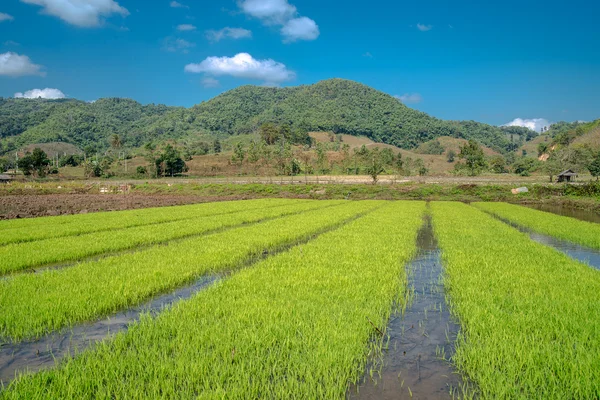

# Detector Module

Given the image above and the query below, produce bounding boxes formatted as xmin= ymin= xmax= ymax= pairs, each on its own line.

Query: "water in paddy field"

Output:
xmin=349 ymin=215 xmax=462 ymax=400
xmin=526 ymin=204 xmax=600 ymax=224
xmin=0 ymin=275 xmax=219 ymax=386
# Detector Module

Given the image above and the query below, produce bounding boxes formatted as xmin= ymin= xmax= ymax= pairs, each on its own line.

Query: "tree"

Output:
xmin=446 ymin=150 xmax=456 ymax=163
xmin=458 ymin=140 xmax=487 ymax=176
xmin=231 ymin=142 xmax=246 ymax=166
xmin=588 ymin=152 xmax=600 ymax=180
xmin=110 ymin=134 xmax=122 ymax=150
xmin=537 ymin=143 xmax=549 ymax=157
xmin=213 ymin=139 xmax=222 ymax=154
xmin=156 ymin=145 xmax=187 ymax=177
xmin=543 ymin=156 xmax=564 ymax=183
xmin=365 ymin=152 xmax=384 ymax=183
xmin=259 ymin=123 xmax=280 ymax=145
xmin=489 ymin=155 xmax=507 ymax=174
xmin=512 ymin=157 xmax=539 ymax=177
xmin=18 ymin=148 xmax=50 ymax=177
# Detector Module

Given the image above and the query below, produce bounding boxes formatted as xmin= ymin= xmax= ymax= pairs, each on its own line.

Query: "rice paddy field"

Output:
xmin=1 ymin=198 xmax=600 ymax=399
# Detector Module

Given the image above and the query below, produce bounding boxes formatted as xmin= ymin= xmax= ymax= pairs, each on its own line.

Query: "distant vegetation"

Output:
xmin=1 ymin=79 xmax=535 ymax=158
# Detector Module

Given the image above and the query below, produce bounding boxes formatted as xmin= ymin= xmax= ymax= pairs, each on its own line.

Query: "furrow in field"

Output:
xmin=432 ymin=202 xmax=600 ymax=399
xmin=473 ymin=202 xmax=600 ymax=250
xmin=0 ymin=201 xmax=379 ymax=343
xmin=0 ymin=201 xmax=424 ymax=399
xmin=349 ymin=213 xmax=462 ymax=399
xmin=0 ymin=200 xmax=338 ymax=276
xmin=0 ymin=199 xmax=299 ymax=245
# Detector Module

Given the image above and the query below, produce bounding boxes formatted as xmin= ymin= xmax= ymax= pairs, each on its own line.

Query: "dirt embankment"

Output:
xmin=0 ymin=194 xmax=248 ymax=220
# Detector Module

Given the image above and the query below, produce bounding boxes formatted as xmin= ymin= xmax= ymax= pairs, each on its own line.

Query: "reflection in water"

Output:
xmin=528 ymin=233 xmax=600 ymax=270
xmin=0 ymin=276 xmax=219 ymax=385
xmin=349 ymin=216 xmax=462 ymax=400
xmin=526 ymin=204 xmax=600 ymax=224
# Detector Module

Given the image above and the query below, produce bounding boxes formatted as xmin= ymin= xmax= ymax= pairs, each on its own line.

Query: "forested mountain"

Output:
xmin=0 ymin=79 xmax=534 ymax=155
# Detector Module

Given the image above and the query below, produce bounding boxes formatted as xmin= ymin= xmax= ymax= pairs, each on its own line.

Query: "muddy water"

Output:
xmin=349 ymin=216 xmax=462 ymax=400
xmin=0 ymin=275 xmax=218 ymax=386
xmin=526 ymin=204 xmax=600 ymax=224
xmin=497 ymin=218 xmax=600 ymax=270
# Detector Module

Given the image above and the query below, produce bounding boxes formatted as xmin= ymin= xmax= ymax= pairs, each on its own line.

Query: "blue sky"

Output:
xmin=0 ymin=0 xmax=599 ymax=130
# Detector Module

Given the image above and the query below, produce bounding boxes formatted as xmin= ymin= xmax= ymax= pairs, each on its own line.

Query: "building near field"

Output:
xmin=557 ymin=170 xmax=577 ymax=183
xmin=0 ymin=174 xmax=13 ymax=184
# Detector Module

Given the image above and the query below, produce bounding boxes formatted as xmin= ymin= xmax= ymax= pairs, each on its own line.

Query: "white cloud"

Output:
xmin=417 ymin=23 xmax=432 ymax=31
xmin=185 ymin=53 xmax=295 ymax=85
xmin=3 ymin=40 xmax=20 ymax=46
xmin=394 ymin=93 xmax=423 ymax=104
xmin=238 ymin=0 xmax=318 ymax=42
xmin=0 ymin=12 xmax=14 ymax=22
xmin=238 ymin=0 xmax=296 ymax=25
xmin=20 ymin=0 xmax=128 ymax=28
xmin=176 ymin=24 xmax=196 ymax=31
xmin=169 ymin=1 xmax=188 ymax=9
xmin=0 ymin=52 xmax=45 ymax=77
xmin=162 ymin=37 xmax=195 ymax=53
xmin=14 ymin=88 xmax=65 ymax=99
xmin=503 ymin=118 xmax=550 ymax=133
xmin=281 ymin=17 xmax=319 ymax=42
xmin=363 ymin=52 xmax=373 ymax=58
xmin=201 ymin=77 xmax=220 ymax=88
xmin=206 ymin=27 xmax=252 ymax=42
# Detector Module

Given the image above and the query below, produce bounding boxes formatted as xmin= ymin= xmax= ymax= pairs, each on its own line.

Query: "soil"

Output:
xmin=0 ymin=194 xmax=253 ymax=220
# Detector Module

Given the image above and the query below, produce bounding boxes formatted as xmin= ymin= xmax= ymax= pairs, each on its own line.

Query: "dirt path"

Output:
xmin=0 ymin=194 xmax=249 ymax=220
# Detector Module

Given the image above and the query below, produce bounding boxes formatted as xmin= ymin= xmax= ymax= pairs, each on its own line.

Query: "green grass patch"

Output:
xmin=432 ymin=202 xmax=600 ymax=398
xmin=0 ymin=201 xmax=424 ymax=398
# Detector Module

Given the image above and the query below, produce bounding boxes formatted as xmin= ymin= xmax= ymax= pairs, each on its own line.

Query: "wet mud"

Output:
xmin=0 ymin=276 xmax=218 ymax=386
xmin=349 ymin=216 xmax=462 ymax=400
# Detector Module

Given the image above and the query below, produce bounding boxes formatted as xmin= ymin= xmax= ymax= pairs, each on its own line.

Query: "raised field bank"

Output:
xmin=1 ymin=199 xmax=600 ymax=399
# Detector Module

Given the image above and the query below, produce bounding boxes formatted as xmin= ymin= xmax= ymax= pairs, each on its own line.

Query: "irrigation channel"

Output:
xmin=526 ymin=204 xmax=600 ymax=224
xmin=491 ymin=215 xmax=600 ymax=270
xmin=0 ymin=276 xmax=219 ymax=385
xmin=349 ymin=215 xmax=462 ymax=400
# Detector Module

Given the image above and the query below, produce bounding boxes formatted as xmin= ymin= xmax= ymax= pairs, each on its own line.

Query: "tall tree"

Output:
xmin=458 ymin=140 xmax=487 ymax=176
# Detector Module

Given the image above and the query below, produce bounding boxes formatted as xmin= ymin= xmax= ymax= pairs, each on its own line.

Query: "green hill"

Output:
xmin=1 ymin=78 xmax=534 ymax=155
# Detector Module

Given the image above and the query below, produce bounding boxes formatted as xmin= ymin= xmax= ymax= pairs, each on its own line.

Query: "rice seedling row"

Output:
xmin=0 ymin=200 xmax=338 ymax=276
xmin=0 ymin=199 xmax=299 ymax=245
xmin=0 ymin=201 xmax=377 ymax=342
xmin=0 ymin=201 xmax=424 ymax=399
xmin=432 ymin=202 xmax=600 ymax=398
xmin=473 ymin=202 xmax=600 ymax=250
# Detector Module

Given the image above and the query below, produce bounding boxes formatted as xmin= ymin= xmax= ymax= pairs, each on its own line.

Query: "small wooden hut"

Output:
xmin=557 ymin=170 xmax=577 ymax=183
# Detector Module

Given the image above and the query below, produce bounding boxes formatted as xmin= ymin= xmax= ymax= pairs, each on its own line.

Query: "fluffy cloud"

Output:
xmin=169 ymin=1 xmax=188 ymax=8
xmin=238 ymin=0 xmax=319 ymax=42
xmin=185 ymin=53 xmax=295 ymax=85
xmin=417 ymin=23 xmax=432 ymax=31
xmin=162 ymin=37 xmax=195 ymax=53
xmin=503 ymin=118 xmax=550 ymax=132
xmin=177 ymin=24 xmax=196 ymax=31
xmin=14 ymin=88 xmax=65 ymax=99
xmin=0 ymin=52 xmax=45 ymax=77
xmin=20 ymin=0 xmax=128 ymax=27
xmin=201 ymin=77 xmax=220 ymax=88
xmin=394 ymin=93 xmax=423 ymax=104
xmin=238 ymin=0 xmax=296 ymax=25
xmin=0 ymin=12 xmax=14 ymax=22
xmin=281 ymin=17 xmax=319 ymax=42
xmin=206 ymin=27 xmax=252 ymax=42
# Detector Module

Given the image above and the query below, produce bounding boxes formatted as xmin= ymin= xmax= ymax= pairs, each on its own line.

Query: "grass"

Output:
xmin=0 ymin=201 xmax=378 ymax=342
xmin=0 ymin=201 xmax=424 ymax=398
xmin=0 ymin=200 xmax=334 ymax=275
xmin=0 ymin=199 xmax=299 ymax=245
xmin=432 ymin=202 xmax=600 ymax=398
xmin=473 ymin=202 xmax=600 ymax=249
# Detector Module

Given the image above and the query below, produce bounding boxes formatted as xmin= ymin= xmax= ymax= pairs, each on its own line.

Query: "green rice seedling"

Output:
xmin=473 ymin=202 xmax=600 ymax=250
xmin=0 ymin=200 xmax=338 ymax=275
xmin=0 ymin=199 xmax=300 ymax=245
xmin=0 ymin=201 xmax=425 ymax=398
xmin=432 ymin=201 xmax=600 ymax=398
xmin=0 ymin=201 xmax=379 ymax=342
